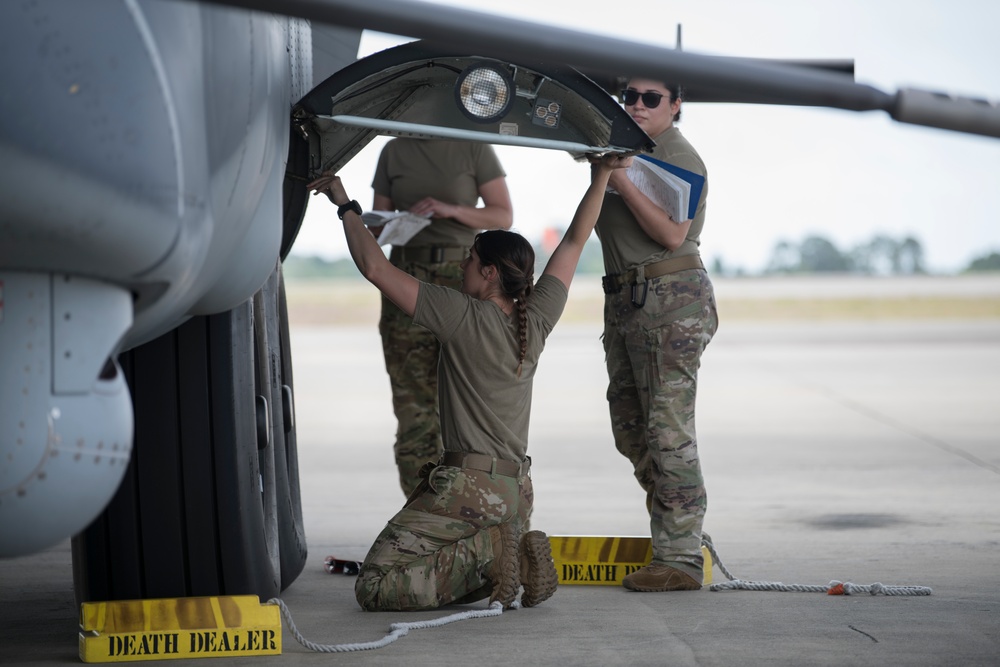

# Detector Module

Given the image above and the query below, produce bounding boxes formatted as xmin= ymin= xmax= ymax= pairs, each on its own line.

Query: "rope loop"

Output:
xmin=266 ymin=537 xmax=931 ymax=654
xmin=268 ymin=598 xmax=510 ymax=653
xmin=826 ymin=580 xmax=932 ymax=596
xmin=702 ymin=535 xmax=931 ymax=596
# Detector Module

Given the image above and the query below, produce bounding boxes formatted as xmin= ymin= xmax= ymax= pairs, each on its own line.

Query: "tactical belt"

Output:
xmin=441 ymin=451 xmax=529 ymax=478
xmin=391 ymin=245 xmax=467 ymax=264
xmin=602 ymin=254 xmax=705 ymax=294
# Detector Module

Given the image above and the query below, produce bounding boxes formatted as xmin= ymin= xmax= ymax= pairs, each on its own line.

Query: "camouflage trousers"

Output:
xmin=379 ymin=259 xmax=465 ymax=497
xmin=602 ymin=269 xmax=718 ymax=582
xmin=355 ymin=461 xmax=533 ymax=611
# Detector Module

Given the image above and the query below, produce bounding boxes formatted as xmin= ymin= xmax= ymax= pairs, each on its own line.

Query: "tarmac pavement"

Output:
xmin=2 ymin=281 xmax=998 ymax=666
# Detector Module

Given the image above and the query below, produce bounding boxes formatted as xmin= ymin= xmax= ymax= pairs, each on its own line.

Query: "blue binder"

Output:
xmin=636 ymin=154 xmax=706 ymax=221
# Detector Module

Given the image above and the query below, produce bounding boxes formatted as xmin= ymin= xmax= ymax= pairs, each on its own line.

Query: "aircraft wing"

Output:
xmin=206 ymin=0 xmax=1000 ymax=140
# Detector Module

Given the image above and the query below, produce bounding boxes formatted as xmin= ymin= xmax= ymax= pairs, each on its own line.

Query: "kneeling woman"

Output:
xmin=308 ymin=154 xmax=629 ymax=611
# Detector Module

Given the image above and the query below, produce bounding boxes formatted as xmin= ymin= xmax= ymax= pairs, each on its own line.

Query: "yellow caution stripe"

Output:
xmin=79 ymin=595 xmax=280 ymax=663
xmin=549 ymin=535 xmax=712 ymax=586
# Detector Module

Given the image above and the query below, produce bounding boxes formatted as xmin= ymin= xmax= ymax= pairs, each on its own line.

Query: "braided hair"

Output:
xmin=473 ymin=230 xmax=535 ymax=377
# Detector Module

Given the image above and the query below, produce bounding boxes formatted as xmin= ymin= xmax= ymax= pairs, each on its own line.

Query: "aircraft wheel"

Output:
xmin=71 ymin=265 xmax=304 ymax=602
xmin=262 ymin=265 xmax=308 ymax=588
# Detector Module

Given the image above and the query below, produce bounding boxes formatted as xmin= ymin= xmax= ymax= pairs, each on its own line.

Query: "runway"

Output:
xmin=2 ymin=277 xmax=998 ymax=666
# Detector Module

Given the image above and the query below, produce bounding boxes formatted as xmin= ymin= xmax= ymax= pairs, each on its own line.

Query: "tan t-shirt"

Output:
xmin=595 ymin=126 xmax=709 ymax=275
xmin=412 ymin=274 xmax=568 ymax=463
xmin=371 ymin=138 xmax=506 ymax=248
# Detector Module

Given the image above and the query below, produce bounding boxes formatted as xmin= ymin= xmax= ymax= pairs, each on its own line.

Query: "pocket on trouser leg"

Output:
xmin=362 ymin=505 xmax=478 ymax=574
xmin=354 ymin=507 xmax=480 ymax=611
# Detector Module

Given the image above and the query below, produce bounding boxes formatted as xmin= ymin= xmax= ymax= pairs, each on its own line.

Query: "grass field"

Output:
xmin=284 ymin=274 xmax=1000 ymax=326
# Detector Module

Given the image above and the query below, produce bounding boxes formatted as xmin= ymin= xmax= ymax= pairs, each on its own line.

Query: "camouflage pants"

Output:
xmin=602 ymin=269 xmax=718 ymax=581
xmin=379 ymin=259 xmax=465 ymax=497
xmin=355 ymin=462 xmax=533 ymax=611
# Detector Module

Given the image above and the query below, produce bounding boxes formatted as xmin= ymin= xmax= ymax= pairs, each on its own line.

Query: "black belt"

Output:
xmin=440 ymin=452 xmax=529 ymax=478
xmin=391 ymin=245 xmax=467 ymax=264
xmin=602 ymin=254 xmax=705 ymax=295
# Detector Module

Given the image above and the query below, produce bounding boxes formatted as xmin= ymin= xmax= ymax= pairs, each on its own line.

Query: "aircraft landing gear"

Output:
xmin=71 ymin=263 xmax=306 ymax=603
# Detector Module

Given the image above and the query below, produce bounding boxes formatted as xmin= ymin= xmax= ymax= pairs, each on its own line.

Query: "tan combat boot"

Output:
xmin=486 ymin=523 xmax=520 ymax=608
xmin=622 ymin=563 xmax=702 ymax=592
xmin=519 ymin=530 xmax=558 ymax=607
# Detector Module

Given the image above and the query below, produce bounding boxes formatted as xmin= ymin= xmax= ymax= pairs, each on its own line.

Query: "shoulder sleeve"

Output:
xmin=371 ymin=141 xmax=393 ymax=195
xmin=657 ymin=131 xmax=707 ymax=179
xmin=668 ymin=152 xmax=707 ymax=179
xmin=528 ymin=274 xmax=569 ymax=330
xmin=473 ymin=144 xmax=507 ymax=185
xmin=413 ymin=282 xmax=471 ymax=344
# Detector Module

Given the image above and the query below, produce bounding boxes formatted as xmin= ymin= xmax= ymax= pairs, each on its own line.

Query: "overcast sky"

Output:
xmin=292 ymin=0 xmax=1000 ymax=274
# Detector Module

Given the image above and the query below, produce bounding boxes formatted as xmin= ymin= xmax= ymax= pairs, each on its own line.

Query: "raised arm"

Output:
xmin=542 ymin=154 xmax=632 ymax=289
xmin=307 ymin=172 xmax=420 ymax=317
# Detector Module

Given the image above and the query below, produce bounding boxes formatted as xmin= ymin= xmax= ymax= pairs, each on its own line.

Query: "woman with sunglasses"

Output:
xmin=308 ymin=153 xmax=632 ymax=612
xmin=595 ymin=78 xmax=718 ymax=593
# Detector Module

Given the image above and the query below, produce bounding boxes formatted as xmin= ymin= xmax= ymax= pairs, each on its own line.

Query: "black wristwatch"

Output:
xmin=337 ymin=200 xmax=362 ymax=220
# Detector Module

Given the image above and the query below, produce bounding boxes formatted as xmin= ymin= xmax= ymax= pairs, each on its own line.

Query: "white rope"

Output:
xmin=269 ymin=535 xmax=929 ymax=654
xmin=701 ymin=537 xmax=932 ymax=596
xmin=267 ymin=598 xmax=516 ymax=653
xmin=709 ymin=579 xmax=829 ymax=593
xmin=708 ymin=579 xmax=931 ymax=595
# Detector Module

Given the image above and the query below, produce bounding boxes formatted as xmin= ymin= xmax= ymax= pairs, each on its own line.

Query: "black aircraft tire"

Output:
xmin=272 ymin=267 xmax=308 ymax=587
xmin=72 ymin=290 xmax=283 ymax=603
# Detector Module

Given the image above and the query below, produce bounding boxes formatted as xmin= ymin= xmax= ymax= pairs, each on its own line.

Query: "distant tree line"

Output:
xmin=285 ymin=235 xmax=1000 ymax=280
xmin=283 ymin=254 xmax=364 ymax=280
xmin=763 ymin=234 xmax=926 ymax=275
xmin=284 ymin=238 xmax=609 ymax=281
xmin=965 ymin=251 xmax=1000 ymax=272
xmin=712 ymin=234 xmax=1000 ymax=276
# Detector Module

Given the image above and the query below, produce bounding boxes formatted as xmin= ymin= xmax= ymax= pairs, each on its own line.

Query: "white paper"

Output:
xmin=361 ymin=211 xmax=432 ymax=246
xmin=616 ymin=159 xmax=691 ymax=223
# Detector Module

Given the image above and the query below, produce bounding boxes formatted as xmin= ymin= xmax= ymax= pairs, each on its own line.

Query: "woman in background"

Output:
xmin=371 ymin=139 xmax=512 ymax=499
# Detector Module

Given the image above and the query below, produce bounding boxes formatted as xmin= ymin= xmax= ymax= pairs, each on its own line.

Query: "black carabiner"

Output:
xmin=630 ymin=281 xmax=648 ymax=308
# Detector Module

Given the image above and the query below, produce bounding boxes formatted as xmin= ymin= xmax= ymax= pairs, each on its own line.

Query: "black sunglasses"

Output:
xmin=621 ymin=89 xmax=665 ymax=108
